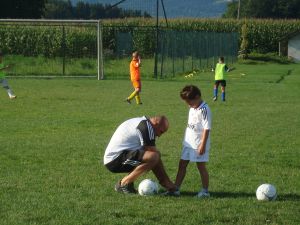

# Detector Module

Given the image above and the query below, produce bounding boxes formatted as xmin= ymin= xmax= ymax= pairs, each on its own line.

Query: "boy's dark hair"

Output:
xmin=219 ymin=56 xmax=224 ymax=62
xmin=132 ymin=50 xmax=139 ymax=57
xmin=180 ymin=85 xmax=201 ymax=100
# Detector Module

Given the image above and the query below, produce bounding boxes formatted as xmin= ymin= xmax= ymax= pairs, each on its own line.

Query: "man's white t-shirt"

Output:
xmin=104 ymin=116 xmax=155 ymax=165
xmin=183 ymin=102 xmax=212 ymax=150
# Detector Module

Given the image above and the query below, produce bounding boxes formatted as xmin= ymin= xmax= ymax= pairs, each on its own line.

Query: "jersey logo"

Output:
xmin=123 ymin=159 xmax=141 ymax=167
xmin=200 ymin=104 xmax=208 ymax=121
xmin=187 ymin=124 xmax=196 ymax=130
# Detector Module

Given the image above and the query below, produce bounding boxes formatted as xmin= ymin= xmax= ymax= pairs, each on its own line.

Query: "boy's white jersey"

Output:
xmin=183 ymin=102 xmax=212 ymax=149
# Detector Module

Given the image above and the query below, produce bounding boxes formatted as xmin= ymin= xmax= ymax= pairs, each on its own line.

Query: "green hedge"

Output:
xmin=103 ymin=18 xmax=300 ymax=53
xmin=162 ymin=18 xmax=300 ymax=53
xmin=0 ymin=24 xmax=97 ymax=58
xmin=0 ymin=18 xmax=300 ymax=57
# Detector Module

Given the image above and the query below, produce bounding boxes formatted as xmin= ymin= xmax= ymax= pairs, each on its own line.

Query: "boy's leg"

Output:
xmin=127 ymin=90 xmax=138 ymax=101
xmin=196 ymin=162 xmax=209 ymax=190
xmin=1 ymin=79 xmax=16 ymax=99
xmin=175 ymin=159 xmax=189 ymax=188
xmin=221 ymin=80 xmax=226 ymax=101
xmin=127 ymin=85 xmax=141 ymax=103
xmin=134 ymin=83 xmax=142 ymax=104
xmin=213 ymin=82 xmax=219 ymax=101
xmin=135 ymin=93 xmax=142 ymax=104
xmin=221 ymin=86 xmax=225 ymax=101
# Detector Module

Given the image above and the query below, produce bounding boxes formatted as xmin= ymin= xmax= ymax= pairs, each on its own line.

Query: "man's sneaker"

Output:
xmin=114 ymin=180 xmax=137 ymax=194
xmin=195 ymin=190 xmax=210 ymax=198
xmin=161 ymin=187 xmax=180 ymax=197
xmin=127 ymin=182 xmax=136 ymax=193
xmin=9 ymin=95 xmax=17 ymax=99
xmin=213 ymin=96 xmax=217 ymax=101
xmin=125 ymin=98 xmax=131 ymax=104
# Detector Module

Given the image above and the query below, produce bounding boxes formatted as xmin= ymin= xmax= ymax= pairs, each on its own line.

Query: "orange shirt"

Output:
xmin=130 ymin=59 xmax=140 ymax=81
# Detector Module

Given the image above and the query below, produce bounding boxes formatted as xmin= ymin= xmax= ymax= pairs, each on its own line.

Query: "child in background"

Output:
xmin=175 ymin=85 xmax=212 ymax=198
xmin=125 ymin=51 xmax=142 ymax=105
xmin=0 ymin=50 xmax=16 ymax=99
xmin=213 ymin=56 xmax=230 ymax=102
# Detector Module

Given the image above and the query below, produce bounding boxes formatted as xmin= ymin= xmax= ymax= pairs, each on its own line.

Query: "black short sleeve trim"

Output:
xmin=137 ymin=120 xmax=155 ymax=146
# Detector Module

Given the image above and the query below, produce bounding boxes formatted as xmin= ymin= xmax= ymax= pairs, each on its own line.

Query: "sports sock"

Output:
xmin=128 ymin=90 xmax=138 ymax=100
xmin=135 ymin=94 xmax=141 ymax=104
xmin=221 ymin=92 xmax=225 ymax=101
xmin=213 ymin=88 xmax=218 ymax=97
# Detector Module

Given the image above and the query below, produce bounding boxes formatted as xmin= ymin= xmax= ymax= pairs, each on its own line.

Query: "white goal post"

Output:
xmin=0 ymin=19 xmax=104 ymax=80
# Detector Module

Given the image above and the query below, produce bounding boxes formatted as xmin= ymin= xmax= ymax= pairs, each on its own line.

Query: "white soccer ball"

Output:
xmin=138 ymin=179 xmax=158 ymax=196
xmin=256 ymin=184 xmax=277 ymax=201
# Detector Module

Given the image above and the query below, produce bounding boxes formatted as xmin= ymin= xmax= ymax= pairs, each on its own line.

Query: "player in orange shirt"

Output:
xmin=125 ymin=51 xmax=142 ymax=104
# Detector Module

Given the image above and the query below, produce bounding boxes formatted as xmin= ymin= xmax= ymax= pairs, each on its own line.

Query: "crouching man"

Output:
xmin=103 ymin=115 xmax=177 ymax=194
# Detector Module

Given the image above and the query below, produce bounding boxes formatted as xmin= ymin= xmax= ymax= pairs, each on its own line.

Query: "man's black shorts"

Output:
xmin=105 ymin=150 xmax=145 ymax=173
xmin=215 ymin=80 xmax=226 ymax=87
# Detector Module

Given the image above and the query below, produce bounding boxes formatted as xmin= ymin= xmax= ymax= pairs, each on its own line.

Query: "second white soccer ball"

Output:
xmin=256 ymin=183 xmax=277 ymax=201
xmin=138 ymin=179 xmax=158 ymax=196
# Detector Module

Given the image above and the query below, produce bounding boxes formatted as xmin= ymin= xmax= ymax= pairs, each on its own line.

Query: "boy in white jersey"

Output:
xmin=175 ymin=85 xmax=212 ymax=198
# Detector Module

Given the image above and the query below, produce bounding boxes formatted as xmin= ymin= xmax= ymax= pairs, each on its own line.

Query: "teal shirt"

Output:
xmin=0 ymin=62 xmax=7 ymax=79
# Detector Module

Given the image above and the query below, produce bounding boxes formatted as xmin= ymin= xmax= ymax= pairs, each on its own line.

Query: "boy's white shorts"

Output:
xmin=180 ymin=146 xmax=209 ymax=162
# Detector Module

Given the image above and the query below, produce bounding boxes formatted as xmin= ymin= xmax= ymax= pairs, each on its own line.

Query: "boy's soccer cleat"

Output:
xmin=9 ymin=95 xmax=17 ymax=99
xmin=125 ymin=98 xmax=131 ymax=104
xmin=114 ymin=180 xmax=137 ymax=194
xmin=195 ymin=190 xmax=210 ymax=198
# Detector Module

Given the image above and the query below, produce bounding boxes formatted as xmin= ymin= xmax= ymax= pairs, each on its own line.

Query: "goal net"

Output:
xmin=0 ymin=19 xmax=99 ymax=78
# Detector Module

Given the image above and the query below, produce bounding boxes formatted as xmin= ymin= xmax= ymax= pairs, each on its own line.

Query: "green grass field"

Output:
xmin=1 ymin=61 xmax=300 ymax=224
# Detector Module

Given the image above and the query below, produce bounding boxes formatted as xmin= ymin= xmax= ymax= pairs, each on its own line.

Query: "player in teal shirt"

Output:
xmin=213 ymin=56 xmax=230 ymax=102
xmin=0 ymin=50 xmax=16 ymax=99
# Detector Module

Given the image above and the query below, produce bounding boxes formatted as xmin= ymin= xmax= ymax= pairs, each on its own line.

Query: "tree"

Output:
xmin=74 ymin=2 xmax=91 ymax=19
xmin=0 ymin=0 xmax=46 ymax=18
xmin=223 ymin=0 xmax=300 ymax=19
xmin=238 ymin=22 xmax=249 ymax=59
xmin=223 ymin=1 xmax=239 ymax=18
xmin=43 ymin=0 xmax=151 ymax=19
xmin=44 ymin=0 xmax=74 ymax=19
xmin=89 ymin=4 xmax=105 ymax=19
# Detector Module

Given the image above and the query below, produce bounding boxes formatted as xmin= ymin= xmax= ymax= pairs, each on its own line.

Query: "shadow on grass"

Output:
xmin=180 ymin=191 xmax=254 ymax=198
xmin=180 ymin=191 xmax=300 ymax=201
xmin=277 ymin=193 xmax=300 ymax=201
